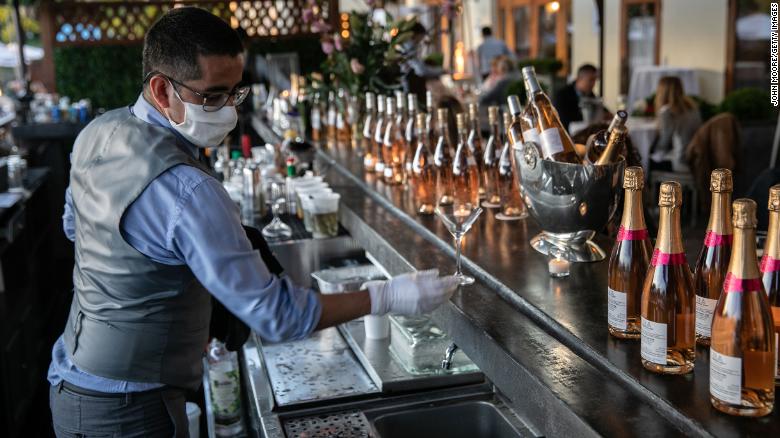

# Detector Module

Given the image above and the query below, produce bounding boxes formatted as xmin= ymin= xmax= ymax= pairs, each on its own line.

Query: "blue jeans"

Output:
xmin=49 ymin=382 xmax=188 ymax=437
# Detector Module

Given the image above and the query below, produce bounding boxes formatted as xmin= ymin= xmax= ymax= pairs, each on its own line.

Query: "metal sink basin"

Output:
xmin=268 ymin=234 xmax=365 ymax=287
xmin=371 ymin=401 xmax=525 ymax=438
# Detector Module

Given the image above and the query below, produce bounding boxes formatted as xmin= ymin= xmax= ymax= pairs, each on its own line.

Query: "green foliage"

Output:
xmin=55 ymin=45 xmax=143 ymax=110
xmin=424 ymin=52 xmax=444 ymax=68
xmin=690 ymin=95 xmax=717 ymax=122
xmin=0 ymin=6 xmax=40 ymax=45
xmin=505 ymin=80 xmax=527 ymax=106
xmin=517 ymin=57 xmax=563 ymax=75
xmin=718 ymin=87 xmax=777 ymax=122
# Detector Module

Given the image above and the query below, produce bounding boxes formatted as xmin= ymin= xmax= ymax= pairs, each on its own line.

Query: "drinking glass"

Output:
xmin=435 ymin=204 xmax=483 ymax=285
xmin=262 ymin=181 xmax=292 ymax=241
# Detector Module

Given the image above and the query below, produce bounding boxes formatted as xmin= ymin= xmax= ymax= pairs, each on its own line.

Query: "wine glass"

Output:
xmin=435 ymin=204 xmax=483 ymax=285
xmin=262 ymin=180 xmax=292 ymax=241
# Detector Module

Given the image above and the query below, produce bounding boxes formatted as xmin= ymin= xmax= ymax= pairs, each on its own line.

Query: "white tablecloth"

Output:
xmin=569 ymin=117 xmax=657 ymax=172
xmin=626 ymin=66 xmax=699 ymax=111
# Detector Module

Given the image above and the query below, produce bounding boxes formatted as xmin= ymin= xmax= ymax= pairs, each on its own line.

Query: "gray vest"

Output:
xmin=63 ymin=107 xmax=211 ymax=389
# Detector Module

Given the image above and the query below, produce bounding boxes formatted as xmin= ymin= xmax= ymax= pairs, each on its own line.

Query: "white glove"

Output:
xmin=363 ymin=269 xmax=459 ymax=315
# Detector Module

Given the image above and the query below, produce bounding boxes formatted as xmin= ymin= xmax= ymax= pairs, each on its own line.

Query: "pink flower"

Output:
xmin=302 ymin=8 xmax=314 ymax=24
xmin=334 ymin=36 xmax=344 ymax=51
xmin=311 ymin=20 xmax=331 ymax=33
xmin=321 ymin=40 xmax=334 ymax=55
xmin=350 ymin=58 xmax=365 ymax=74
xmin=365 ymin=0 xmax=376 ymax=7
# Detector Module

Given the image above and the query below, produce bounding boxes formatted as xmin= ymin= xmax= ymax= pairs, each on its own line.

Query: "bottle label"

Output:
xmin=710 ymin=348 xmax=742 ymax=405
xmin=617 ymin=226 xmax=648 ymax=241
xmin=723 ymin=273 xmax=762 ymax=293
xmin=209 ymin=367 xmax=242 ymax=419
xmin=760 ymin=255 xmax=780 ymax=273
xmin=695 ymin=295 xmax=718 ymax=338
xmin=641 ymin=317 xmax=667 ymax=365
xmin=522 ymin=128 xmax=540 ymax=145
xmin=539 ymin=128 xmax=564 ymax=159
xmin=703 ymin=231 xmax=733 ymax=248
xmin=607 ymin=287 xmax=627 ymax=331
xmin=650 ymin=250 xmax=687 ymax=267
xmin=311 ymin=109 xmax=321 ymax=129
xmin=327 ymin=109 xmax=337 ymax=125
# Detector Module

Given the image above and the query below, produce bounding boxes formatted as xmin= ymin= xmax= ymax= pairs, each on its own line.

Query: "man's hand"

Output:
xmin=364 ymin=269 xmax=459 ymax=315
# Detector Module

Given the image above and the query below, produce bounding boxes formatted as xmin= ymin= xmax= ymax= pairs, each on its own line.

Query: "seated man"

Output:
xmin=553 ymin=63 xmax=602 ymax=131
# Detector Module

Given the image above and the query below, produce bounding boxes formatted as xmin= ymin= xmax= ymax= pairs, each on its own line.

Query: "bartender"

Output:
xmin=47 ymin=7 xmax=458 ymax=437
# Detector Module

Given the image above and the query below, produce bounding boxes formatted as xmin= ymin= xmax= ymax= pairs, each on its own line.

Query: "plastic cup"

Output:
xmin=300 ymin=190 xmax=333 ymax=232
xmin=295 ymin=183 xmax=330 ymax=219
xmin=364 ymin=314 xmax=390 ymax=339
xmin=310 ymin=193 xmax=340 ymax=239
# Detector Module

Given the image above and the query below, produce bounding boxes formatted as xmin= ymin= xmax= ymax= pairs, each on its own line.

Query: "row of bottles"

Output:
xmin=608 ymin=167 xmax=778 ymax=417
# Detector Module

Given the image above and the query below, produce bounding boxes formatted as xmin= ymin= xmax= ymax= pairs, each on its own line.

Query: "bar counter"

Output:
xmin=250 ymin=115 xmax=778 ymax=436
xmin=312 ymin=144 xmax=779 ymax=437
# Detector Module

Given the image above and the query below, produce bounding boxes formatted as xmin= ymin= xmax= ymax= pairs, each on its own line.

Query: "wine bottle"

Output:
xmin=496 ymin=111 xmax=527 ymax=221
xmin=453 ymin=113 xmax=480 ymax=208
xmin=481 ymin=106 xmax=502 ymax=208
xmin=641 ymin=181 xmax=696 ymax=375
xmin=405 ymin=94 xmax=418 ymax=174
xmin=310 ymin=91 xmax=323 ymax=143
xmin=521 ymin=67 xmax=580 ymax=163
xmin=336 ymin=88 xmax=351 ymax=146
xmin=585 ymin=110 xmax=628 ymax=164
xmin=425 ymin=90 xmax=436 ymax=147
xmin=434 ymin=108 xmax=454 ymax=205
xmin=608 ymin=166 xmax=653 ymax=339
xmin=467 ymin=103 xmax=486 ymax=200
xmin=694 ymin=169 xmax=734 ymax=347
xmin=506 ymin=95 xmax=539 ymax=149
xmin=382 ymin=97 xmax=405 ymax=185
xmin=362 ymin=92 xmax=377 ymax=171
xmin=710 ymin=198 xmax=775 ymax=417
xmin=412 ymin=113 xmax=437 ymax=215
xmin=373 ymin=96 xmax=387 ymax=174
xmin=760 ymin=184 xmax=780 ymax=386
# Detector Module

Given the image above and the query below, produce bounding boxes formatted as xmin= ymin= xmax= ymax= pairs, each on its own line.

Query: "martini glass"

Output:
xmin=435 ymin=203 xmax=483 ymax=285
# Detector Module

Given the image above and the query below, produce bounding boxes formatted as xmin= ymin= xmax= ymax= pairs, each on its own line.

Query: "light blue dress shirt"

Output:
xmin=48 ymin=94 xmax=322 ymax=392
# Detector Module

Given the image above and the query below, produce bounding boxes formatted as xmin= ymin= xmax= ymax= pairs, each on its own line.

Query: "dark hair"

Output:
xmin=576 ymin=64 xmax=598 ymax=78
xmin=143 ymin=7 xmax=243 ymax=82
xmin=482 ymin=27 xmax=492 ymax=37
xmin=411 ymin=22 xmax=427 ymax=36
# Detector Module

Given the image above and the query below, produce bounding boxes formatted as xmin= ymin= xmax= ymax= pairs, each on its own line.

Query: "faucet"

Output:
xmin=441 ymin=343 xmax=458 ymax=370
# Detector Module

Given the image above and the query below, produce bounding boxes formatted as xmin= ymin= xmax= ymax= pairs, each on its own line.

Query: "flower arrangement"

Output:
xmin=303 ymin=0 xmax=424 ymax=95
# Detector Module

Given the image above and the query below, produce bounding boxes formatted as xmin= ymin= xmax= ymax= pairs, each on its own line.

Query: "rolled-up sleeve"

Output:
xmin=169 ymin=178 xmax=322 ymax=342
xmin=63 ymin=186 xmax=75 ymax=242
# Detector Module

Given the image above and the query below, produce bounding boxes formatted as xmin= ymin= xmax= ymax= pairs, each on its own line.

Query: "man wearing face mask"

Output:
xmin=47 ymin=8 xmax=458 ymax=437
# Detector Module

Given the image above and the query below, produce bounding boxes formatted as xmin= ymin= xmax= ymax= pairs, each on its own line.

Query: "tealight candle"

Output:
xmin=549 ymin=256 xmax=570 ymax=277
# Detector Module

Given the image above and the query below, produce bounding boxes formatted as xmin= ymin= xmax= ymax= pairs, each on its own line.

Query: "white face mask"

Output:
xmin=166 ymin=88 xmax=238 ymax=148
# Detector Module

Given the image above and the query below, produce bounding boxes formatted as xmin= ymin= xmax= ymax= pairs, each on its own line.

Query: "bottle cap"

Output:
xmin=468 ymin=103 xmax=478 ymax=119
xmin=507 ymin=95 xmax=522 ymax=115
xmin=732 ymin=198 xmax=757 ymax=229
xmin=365 ymin=92 xmax=375 ymax=109
xmin=709 ymin=168 xmax=733 ymax=193
xmin=385 ymin=97 xmax=395 ymax=115
xmin=456 ymin=113 xmax=467 ymax=131
xmin=521 ymin=67 xmax=541 ymax=94
xmin=407 ymin=94 xmax=418 ymax=112
xmin=623 ymin=166 xmax=644 ymax=190
xmin=377 ymin=96 xmax=385 ymax=112
xmin=426 ymin=90 xmax=434 ymax=110
xmin=437 ymin=107 xmax=449 ymax=121
xmin=769 ymin=184 xmax=780 ymax=212
xmin=395 ymin=90 xmax=405 ymax=107
xmin=416 ymin=113 xmax=426 ymax=132
xmin=658 ymin=181 xmax=682 ymax=207
xmin=488 ymin=106 xmax=499 ymax=124
xmin=502 ymin=111 xmax=512 ymax=129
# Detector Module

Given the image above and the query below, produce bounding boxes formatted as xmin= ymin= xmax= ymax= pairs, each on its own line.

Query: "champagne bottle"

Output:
xmin=521 ymin=67 xmax=580 ymax=163
xmin=496 ymin=111 xmax=527 ymax=221
xmin=412 ymin=113 xmax=437 ymax=215
xmin=585 ymin=110 xmax=628 ymax=164
xmin=382 ymin=97 xmax=405 ymax=185
xmin=362 ymin=92 xmax=377 ymax=171
xmin=641 ymin=182 xmax=696 ymax=375
xmin=760 ymin=184 xmax=780 ymax=386
xmin=434 ymin=108 xmax=454 ymax=205
xmin=608 ymin=166 xmax=653 ymax=339
xmin=405 ymin=94 xmax=418 ymax=174
xmin=453 ymin=113 xmax=480 ymax=208
xmin=710 ymin=199 xmax=775 ymax=417
xmin=694 ymin=169 xmax=734 ymax=346
xmin=467 ymin=103 xmax=486 ymax=200
xmin=481 ymin=106 xmax=502 ymax=208
xmin=373 ymin=96 xmax=387 ymax=174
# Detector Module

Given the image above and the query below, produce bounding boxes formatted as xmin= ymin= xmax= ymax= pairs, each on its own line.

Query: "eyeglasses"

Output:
xmin=145 ymin=71 xmax=250 ymax=112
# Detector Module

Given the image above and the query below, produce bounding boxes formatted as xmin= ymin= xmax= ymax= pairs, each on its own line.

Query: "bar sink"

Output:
xmin=371 ymin=401 xmax=525 ymax=438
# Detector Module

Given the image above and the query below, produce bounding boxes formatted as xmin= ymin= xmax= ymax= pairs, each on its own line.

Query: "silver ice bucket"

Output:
xmin=514 ymin=142 xmax=625 ymax=262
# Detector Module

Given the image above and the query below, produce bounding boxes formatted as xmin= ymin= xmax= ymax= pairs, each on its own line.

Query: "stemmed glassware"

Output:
xmin=262 ymin=180 xmax=293 ymax=241
xmin=435 ymin=203 xmax=483 ymax=285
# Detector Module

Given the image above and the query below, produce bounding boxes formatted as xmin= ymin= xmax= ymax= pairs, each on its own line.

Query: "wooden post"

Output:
xmin=37 ymin=1 xmax=57 ymax=93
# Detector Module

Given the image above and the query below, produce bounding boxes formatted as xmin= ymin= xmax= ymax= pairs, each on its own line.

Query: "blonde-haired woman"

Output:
xmin=649 ymin=76 xmax=702 ymax=172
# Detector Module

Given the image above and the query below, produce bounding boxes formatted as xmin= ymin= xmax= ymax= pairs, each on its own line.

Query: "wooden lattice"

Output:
xmin=49 ymin=0 xmax=337 ymax=46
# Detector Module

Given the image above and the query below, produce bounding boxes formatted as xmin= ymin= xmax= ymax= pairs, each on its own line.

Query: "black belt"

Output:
xmin=60 ymin=380 xmax=167 ymax=398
